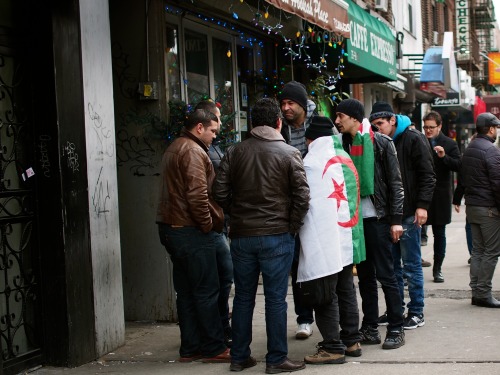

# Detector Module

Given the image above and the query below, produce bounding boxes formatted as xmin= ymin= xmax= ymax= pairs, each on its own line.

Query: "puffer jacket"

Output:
xmin=462 ymin=134 xmax=500 ymax=210
xmin=370 ymin=131 xmax=404 ymax=224
xmin=213 ymin=126 xmax=310 ymax=237
xmin=156 ymin=130 xmax=224 ymax=233
xmin=393 ymin=127 xmax=436 ymax=217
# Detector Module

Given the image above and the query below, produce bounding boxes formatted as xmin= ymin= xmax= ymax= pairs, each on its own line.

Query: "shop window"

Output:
xmin=184 ymin=29 xmax=209 ymax=103
xmin=166 ymin=24 xmax=181 ymax=101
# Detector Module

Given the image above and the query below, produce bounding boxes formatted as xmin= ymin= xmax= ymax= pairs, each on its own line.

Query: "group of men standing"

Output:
xmin=155 ymin=79 xmax=500 ymax=372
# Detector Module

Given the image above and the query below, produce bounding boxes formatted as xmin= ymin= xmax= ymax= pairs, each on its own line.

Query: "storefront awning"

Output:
xmin=344 ymin=0 xmax=397 ymax=82
xmin=265 ymin=0 xmax=350 ymax=38
xmin=419 ymin=32 xmax=459 ymax=97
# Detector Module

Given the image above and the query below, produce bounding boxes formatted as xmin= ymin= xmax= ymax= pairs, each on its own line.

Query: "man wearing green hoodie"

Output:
xmin=369 ymin=102 xmax=435 ymax=330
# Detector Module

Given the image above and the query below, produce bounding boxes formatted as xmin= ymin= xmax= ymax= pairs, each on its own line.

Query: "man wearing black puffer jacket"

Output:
xmin=370 ymin=102 xmax=435 ymax=331
xmin=462 ymin=112 xmax=500 ymax=308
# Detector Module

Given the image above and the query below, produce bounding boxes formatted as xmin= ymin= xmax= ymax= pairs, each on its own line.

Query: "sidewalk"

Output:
xmin=32 ymin=209 xmax=500 ymax=375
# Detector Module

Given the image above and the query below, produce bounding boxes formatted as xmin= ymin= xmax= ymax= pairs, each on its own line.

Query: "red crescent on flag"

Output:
xmin=322 ymin=155 xmax=360 ymax=228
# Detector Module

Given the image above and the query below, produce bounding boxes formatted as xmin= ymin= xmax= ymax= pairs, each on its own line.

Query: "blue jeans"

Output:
xmin=158 ymin=224 xmax=227 ymax=357
xmin=230 ymin=233 xmax=294 ymax=365
xmin=216 ymin=237 xmax=234 ymax=329
xmin=392 ymin=216 xmax=424 ymax=316
xmin=431 ymin=224 xmax=446 ymax=259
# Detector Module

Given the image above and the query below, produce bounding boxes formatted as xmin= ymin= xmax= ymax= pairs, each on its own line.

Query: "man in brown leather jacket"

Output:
xmin=156 ymin=108 xmax=231 ymax=363
xmin=213 ymin=98 xmax=310 ymax=373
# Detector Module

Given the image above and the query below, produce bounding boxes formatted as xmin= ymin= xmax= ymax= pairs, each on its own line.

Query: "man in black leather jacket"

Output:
xmin=462 ymin=112 xmax=500 ymax=308
xmin=335 ymin=99 xmax=405 ymax=350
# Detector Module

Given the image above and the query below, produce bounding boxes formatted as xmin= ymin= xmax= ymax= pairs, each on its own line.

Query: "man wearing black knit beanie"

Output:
xmin=335 ymin=98 xmax=406 ymax=351
xmin=279 ymin=80 xmax=316 ymax=340
xmin=369 ymin=101 xmax=435 ymax=331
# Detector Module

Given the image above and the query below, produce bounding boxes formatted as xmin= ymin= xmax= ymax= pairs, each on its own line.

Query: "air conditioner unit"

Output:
xmin=375 ymin=0 xmax=388 ymax=12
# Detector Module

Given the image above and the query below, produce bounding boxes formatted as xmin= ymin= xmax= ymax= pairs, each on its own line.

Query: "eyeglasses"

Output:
xmin=423 ymin=125 xmax=439 ymax=130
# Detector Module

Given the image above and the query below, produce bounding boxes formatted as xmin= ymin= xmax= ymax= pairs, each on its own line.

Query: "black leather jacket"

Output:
xmin=213 ymin=126 xmax=310 ymax=237
xmin=370 ymin=131 xmax=404 ymax=225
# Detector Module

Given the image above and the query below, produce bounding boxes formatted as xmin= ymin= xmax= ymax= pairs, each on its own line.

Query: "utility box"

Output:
xmin=138 ymin=81 xmax=158 ymax=100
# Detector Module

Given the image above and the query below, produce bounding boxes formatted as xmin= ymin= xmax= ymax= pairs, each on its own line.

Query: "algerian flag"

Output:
xmin=351 ymin=118 xmax=375 ymax=197
xmin=297 ymin=135 xmax=366 ymax=283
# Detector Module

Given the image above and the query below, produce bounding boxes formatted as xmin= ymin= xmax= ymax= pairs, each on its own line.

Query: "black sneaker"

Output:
xmin=378 ymin=312 xmax=388 ymax=326
xmin=224 ymin=326 xmax=233 ymax=348
xmin=359 ymin=326 xmax=381 ymax=345
xmin=403 ymin=313 xmax=425 ymax=330
xmin=382 ymin=330 xmax=405 ymax=349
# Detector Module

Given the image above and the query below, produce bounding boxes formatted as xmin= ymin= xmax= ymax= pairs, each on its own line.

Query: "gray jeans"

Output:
xmin=466 ymin=206 xmax=500 ymax=299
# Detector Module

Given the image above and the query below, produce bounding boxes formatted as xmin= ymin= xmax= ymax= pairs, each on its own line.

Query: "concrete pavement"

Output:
xmin=31 ymin=209 xmax=500 ymax=374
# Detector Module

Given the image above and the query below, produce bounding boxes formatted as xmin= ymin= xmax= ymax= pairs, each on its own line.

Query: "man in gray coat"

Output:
xmin=462 ymin=112 xmax=500 ymax=308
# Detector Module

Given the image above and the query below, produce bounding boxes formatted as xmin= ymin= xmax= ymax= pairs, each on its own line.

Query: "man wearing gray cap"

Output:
xmin=462 ymin=112 xmax=500 ymax=308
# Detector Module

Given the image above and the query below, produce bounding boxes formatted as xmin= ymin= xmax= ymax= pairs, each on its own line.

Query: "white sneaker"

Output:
xmin=295 ymin=323 xmax=313 ymax=339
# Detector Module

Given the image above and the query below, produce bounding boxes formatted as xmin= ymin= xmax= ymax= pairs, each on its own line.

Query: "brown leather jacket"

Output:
xmin=156 ymin=130 xmax=224 ymax=233
xmin=213 ymin=126 xmax=310 ymax=238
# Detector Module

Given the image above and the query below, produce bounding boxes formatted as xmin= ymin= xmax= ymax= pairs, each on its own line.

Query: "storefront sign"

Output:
xmin=265 ymin=0 xmax=350 ymax=38
xmin=487 ymin=52 xmax=500 ymax=85
xmin=455 ymin=0 xmax=469 ymax=61
xmin=346 ymin=0 xmax=396 ymax=81
xmin=431 ymin=92 xmax=460 ymax=107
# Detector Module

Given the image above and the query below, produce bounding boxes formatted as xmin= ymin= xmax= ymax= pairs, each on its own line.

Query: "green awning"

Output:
xmin=346 ymin=0 xmax=397 ymax=81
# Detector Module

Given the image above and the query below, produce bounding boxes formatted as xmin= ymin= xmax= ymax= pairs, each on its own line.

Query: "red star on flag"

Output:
xmin=328 ymin=178 xmax=347 ymax=210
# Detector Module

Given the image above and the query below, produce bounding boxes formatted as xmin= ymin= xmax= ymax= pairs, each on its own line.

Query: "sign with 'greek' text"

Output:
xmin=265 ymin=0 xmax=350 ymax=38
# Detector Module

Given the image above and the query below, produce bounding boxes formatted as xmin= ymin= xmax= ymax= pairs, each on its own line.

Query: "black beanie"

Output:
xmin=305 ymin=116 xmax=334 ymax=140
xmin=279 ymin=81 xmax=308 ymax=111
xmin=335 ymin=99 xmax=365 ymax=122
xmin=369 ymin=101 xmax=395 ymax=122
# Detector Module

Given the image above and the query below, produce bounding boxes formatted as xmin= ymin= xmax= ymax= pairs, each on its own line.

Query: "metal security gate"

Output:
xmin=0 ymin=4 xmax=43 ymax=373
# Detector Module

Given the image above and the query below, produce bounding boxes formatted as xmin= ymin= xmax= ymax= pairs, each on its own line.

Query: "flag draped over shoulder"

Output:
xmin=297 ymin=136 xmax=366 ymax=283
xmin=350 ymin=118 xmax=374 ymax=197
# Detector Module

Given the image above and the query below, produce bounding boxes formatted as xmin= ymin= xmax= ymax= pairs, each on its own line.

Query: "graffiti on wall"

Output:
xmin=38 ymin=135 xmax=52 ymax=178
xmin=62 ymin=141 xmax=80 ymax=173
xmin=92 ymin=166 xmax=111 ymax=220
xmin=116 ymin=108 xmax=166 ymax=177
xmin=112 ymin=43 xmax=137 ymax=100
xmin=88 ymin=103 xmax=115 ymax=159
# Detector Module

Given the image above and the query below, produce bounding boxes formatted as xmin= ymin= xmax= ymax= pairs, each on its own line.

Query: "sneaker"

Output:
xmin=201 ymin=348 xmax=231 ymax=363
xmin=230 ymin=356 xmax=257 ymax=372
xmin=421 ymin=258 xmax=432 ymax=267
xmin=403 ymin=313 xmax=425 ymax=330
xmin=295 ymin=323 xmax=313 ymax=339
xmin=224 ymin=326 xmax=233 ymax=348
xmin=345 ymin=342 xmax=362 ymax=357
xmin=178 ymin=353 xmax=203 ymax=362
xmin=378 ymin=312 xmax=388 ymax=326
xmin=359 ymin=326 xmax=381 ymax=345
xmin=304 ymin=349 xmax=345 ymax=364
xmin=382 ymin=330 xmax=405 ymax=349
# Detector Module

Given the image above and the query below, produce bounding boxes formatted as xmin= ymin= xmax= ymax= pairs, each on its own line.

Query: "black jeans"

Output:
xmin=336 ymin=265 xmax=362 ymax=346
xmin=357 ymin=219 xmax=404 ymax=331
xmin=291 ymin=237 xmax=314 ymax=325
